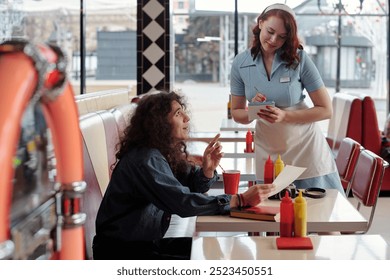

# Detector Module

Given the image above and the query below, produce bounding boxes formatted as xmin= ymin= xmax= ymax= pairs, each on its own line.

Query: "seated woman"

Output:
xmin=92 ymin=91 xmax=274 ymax=260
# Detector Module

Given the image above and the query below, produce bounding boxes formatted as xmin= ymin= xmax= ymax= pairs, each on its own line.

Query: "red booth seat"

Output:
xmin=360 ymin=96 xmax=390 ymax=192
xmin=328 ymin=93 xmax=389 ymax=193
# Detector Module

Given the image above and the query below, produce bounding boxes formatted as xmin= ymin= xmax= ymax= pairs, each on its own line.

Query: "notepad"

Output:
xmin=248 ymin=101 xmax=275 ymax=121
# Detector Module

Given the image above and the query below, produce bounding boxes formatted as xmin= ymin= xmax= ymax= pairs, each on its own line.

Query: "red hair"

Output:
xmin=250 ymin=9 xmax=302 ymax=68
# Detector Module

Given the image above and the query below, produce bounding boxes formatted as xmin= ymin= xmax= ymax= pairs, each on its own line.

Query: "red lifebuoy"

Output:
xmin=0 ymin=43 xmax=85 ymax=260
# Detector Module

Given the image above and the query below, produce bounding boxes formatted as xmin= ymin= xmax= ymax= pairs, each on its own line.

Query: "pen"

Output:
xmin=254 ymin=86 xmax=266 ymax=102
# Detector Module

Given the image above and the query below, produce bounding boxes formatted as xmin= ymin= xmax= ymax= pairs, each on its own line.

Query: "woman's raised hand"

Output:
xmin=202 ymin=133 xmax=224 ymax=178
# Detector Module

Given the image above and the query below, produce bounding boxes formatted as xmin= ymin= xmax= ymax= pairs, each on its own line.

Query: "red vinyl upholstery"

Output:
xmin=335 ymin=137 xmax=361 ymax=191
xmin=329 ymin=93 xmax=390 ymax=192
xmin=360 ymin=96 xmax=390 ymax=192
xmin=345 ymin=98 xmax=363 ymax=145
xmin=350 ymin=150 xmax=385 ymax=206
xmin=347 ymin=149 xmax=388 ymax=232
xmin=361 ymin=96 xmax=382 ymax=156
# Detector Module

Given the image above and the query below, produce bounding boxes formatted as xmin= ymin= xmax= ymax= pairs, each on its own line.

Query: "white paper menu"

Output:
xmin=266 ymin=165 xmax=307 ymax=198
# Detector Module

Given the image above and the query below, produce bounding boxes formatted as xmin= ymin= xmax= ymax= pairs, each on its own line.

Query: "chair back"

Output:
xmin=336 ymin=137 xmax=361 ymax=192
xmin=349 ymin=149 xmax=388 ymax=232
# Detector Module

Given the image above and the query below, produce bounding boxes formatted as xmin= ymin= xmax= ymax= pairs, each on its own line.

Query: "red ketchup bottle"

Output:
xmin=280 ymin=191 xmax=294 ymax=237
xmin=245 ymin=129 xmax=253 ymax=153
xmin=263 ymin=155 xmax=274 ymax=183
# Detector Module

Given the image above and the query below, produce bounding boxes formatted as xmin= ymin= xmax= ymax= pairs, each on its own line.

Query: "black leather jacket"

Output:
xmin=94 ymin=146 xmax=230 ymax=243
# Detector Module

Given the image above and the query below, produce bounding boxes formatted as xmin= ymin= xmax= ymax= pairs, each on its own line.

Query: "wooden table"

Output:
xmin=191 ymin=234 xmax=390 ymax=260
xmin=196 ymin=189 xmax=368 ymax=233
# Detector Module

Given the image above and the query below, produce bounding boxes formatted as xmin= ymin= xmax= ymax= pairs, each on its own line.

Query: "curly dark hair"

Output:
xmin=115 ymin=91 xmax=191 ymax=175
xmin=250 ymin=8 xmax=302 ymax=67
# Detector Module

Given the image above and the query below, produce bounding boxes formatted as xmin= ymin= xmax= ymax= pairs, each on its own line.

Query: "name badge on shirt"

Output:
xmin=280 ymin=76 xmax=290 ymax=83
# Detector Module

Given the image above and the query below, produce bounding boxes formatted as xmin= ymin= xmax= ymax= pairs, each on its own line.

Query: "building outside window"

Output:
xmin=0 ymin=0 xmax=388 ymax=128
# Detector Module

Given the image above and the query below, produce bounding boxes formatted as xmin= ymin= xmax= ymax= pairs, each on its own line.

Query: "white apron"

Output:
xmin=254 ymin=102 xmax=337 ymax=181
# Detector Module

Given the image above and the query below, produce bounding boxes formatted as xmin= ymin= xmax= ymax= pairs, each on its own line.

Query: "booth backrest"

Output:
xmin=79 ymin=102 xmax=138 ymax=259
xmin=360 ymin=96 xmax=390 ymax=192
xmin=327 ymin=93 xmax=362 ymax=152
xmin=361 ymin=96 xmax=382 ymax=155
xmin=110 ymin=103 xmax=138 ymax=138
xmin=81 ymin=133 xmax=103 ymax=260
xmin=79 ymin=111 xmax=119 ymax=194
xmin=79 ymin=110 xmax=120 ymax=259
xmin=75 ymin=88 xmax=132 ymax=116
xmin=328 ymin=93 xmax=390 ymax=192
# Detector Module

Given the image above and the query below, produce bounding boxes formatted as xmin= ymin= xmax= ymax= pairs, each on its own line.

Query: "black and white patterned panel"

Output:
xmin=137 ymin=0 xmax=172 ymax=95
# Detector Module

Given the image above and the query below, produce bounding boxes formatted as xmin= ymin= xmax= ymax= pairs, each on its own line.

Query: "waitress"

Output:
xmin=230 ymin=3 xmax=344 ymax=193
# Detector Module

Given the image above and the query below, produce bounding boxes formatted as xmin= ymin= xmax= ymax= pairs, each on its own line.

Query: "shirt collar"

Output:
xmin=239 ymin=49 xmax=287 ymax=72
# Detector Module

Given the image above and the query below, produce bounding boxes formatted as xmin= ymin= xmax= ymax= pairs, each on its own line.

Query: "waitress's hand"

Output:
xmin=259 ymin=106 xmax=286 ymax=123
xmin=251 ymin=93 xmax=267 ymax=103
xmin=241 ymin=184 xmax=275 ymax=206
xmin=202 ymin=133 xmax=224 ymax=178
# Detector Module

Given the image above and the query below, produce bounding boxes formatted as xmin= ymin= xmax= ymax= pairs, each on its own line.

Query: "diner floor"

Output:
xmin=356 ymin=196 xmax=390 ymax=244
xmin=172 ymin=81 xmax=390 ymax=244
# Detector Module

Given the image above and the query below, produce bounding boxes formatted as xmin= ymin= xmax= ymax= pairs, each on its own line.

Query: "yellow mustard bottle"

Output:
xmin=294 ymin=190 xmax=307 ymax=237
xmin=274 ymin=154 xmax=284 ymax=178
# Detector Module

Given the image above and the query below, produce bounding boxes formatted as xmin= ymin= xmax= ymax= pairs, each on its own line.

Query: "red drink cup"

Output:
xmin=222 ymin=170 xmax=240 ymax=194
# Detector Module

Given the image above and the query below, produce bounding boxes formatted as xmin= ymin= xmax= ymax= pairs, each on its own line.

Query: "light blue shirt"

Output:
xmin=230 ymin=49 xmax=324 ymax=107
